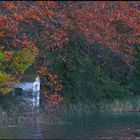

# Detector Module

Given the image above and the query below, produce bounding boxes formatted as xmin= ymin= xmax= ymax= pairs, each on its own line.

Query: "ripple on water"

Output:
xmin=1 ymin=99 xmax=140 ymax=139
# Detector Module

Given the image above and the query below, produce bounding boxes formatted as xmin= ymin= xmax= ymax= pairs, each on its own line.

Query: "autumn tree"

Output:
xmin=46 ymin=1 xmax=140 ymax=103
xmin=58 ymin=1 xmax=140 ymax=67
xmin=0 ymin=1 xmax=67 ymax=105
xmin=0 ymin=47 xmax=36 ymax=94
xmin=0 ymin=1 xmax=139 ymax=104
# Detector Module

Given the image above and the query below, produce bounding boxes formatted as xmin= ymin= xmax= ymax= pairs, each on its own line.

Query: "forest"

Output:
xmin=0 ymin=1 xmax=140 ymax=107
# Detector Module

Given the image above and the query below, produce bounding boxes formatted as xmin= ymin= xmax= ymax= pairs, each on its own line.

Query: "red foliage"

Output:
xmin=0 ymin=1 xmax=139 ymax=105
xmin=3 ymin=51 xmax=13 ymax=61
xmin=37 ymin=66 xmax=63 ymax=106
xmin=0 ymin=1 xmax=67 ymax=105
xmin=59 ymin=1 xmax=140 ymax=65
xmin=0 ymin=1 xmax=69 ymax=52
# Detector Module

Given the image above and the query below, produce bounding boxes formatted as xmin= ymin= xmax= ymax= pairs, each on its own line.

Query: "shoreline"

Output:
xmin=1 ymin=95 xmax=140 ymax=127
xmin=56 ymin=95 xmax=140 ymax=114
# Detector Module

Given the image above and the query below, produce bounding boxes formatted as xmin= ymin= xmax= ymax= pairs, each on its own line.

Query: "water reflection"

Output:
xmin=0 ymin=94 xmax=64 ymax=128
xmin=1 ymin=95 xmax=140 ymax=139
xmin=1 ymin=113 xmax=140 ymax=139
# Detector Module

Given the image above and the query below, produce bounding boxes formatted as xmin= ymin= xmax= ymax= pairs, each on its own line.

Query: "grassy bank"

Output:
xmin=1 ymin=95 xmax=140 ymax=127
xmin=57 ymin=95 xmax=140 ymax=114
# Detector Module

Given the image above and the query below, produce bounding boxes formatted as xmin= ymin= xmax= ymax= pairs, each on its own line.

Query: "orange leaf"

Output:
xmin=0 ymin=32 xmax=5 ymax=37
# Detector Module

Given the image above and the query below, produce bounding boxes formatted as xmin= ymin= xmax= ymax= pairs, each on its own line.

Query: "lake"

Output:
xmin=1 ymin=95 xmax=140 ymax=139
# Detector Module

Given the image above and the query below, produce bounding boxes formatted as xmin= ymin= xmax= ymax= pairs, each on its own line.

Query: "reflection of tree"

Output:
xmin=0 ymin=94 xmax=63 ymax=126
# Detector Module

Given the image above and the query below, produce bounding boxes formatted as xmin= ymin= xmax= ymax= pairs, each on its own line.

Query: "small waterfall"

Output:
xmin=12 ymin=74 xmax=41 ymax=107
xmin=13 ymin=90 xmax=40 ymax=107
xmin=22 ymin=91 xmax=40 ymax=107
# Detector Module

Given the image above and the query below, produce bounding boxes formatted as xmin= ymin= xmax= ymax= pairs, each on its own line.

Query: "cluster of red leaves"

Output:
xmin=0 ymin=1 xmax=67 ymax=105
xmin=0 ymin=1 xmax=69 ymax=52
xmin=37 ymin=67 xmax=48 ymax=77
xmin=37 ymin=67 xmax=63 ymax=106
xmin=60 ymin=1 xmax=140 ymax=66
xmin=47 ymin=73 xmax=63 ymax=93
xmin=3 ymin=51 xmax=13 ymax=61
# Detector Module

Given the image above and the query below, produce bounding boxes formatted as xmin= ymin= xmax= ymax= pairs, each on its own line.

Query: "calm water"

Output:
xmin=1 ymin=96 xmax=140 ymax=139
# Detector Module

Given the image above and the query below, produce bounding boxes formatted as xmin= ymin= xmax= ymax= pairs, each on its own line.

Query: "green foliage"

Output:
xmin=46 ymin=43 xmax=130 ymax=104
xmin=129 ymin=51 xmax=140 ymax=94
xmin=0 ymin=48 xmax=36 ymax=94
xmin=0 ymin=51 xmax=4 ymax=62
xmin=10 ymin=48 xmax=35 ymax=74
xmin=24 ymin=65 xmax=37 ymax=75
xmin=0 ymin=71 xmax=15 ymax=94
xmin=0 ymin=71 xmax=11 ymax=84
xmin=0 ymin=50 xmax=6 ymax=71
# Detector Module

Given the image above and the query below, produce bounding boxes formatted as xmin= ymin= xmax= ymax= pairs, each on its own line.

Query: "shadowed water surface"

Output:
xmin=1 ymin=96 xmax=140 ymax=139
